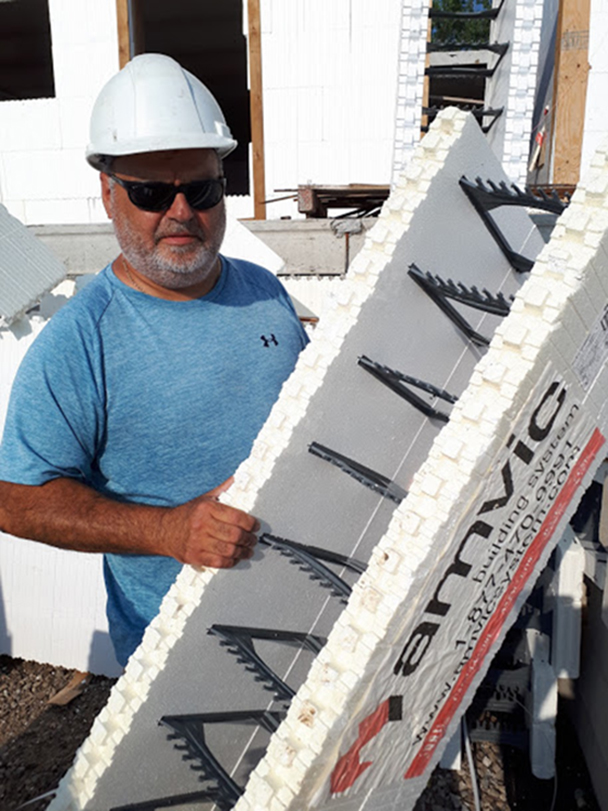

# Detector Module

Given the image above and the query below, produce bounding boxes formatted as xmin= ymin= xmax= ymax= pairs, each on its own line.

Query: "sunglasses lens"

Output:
xmin=128 ymin=183 xmax=175 ymax=212
xmin=186 ymin=179 xmax=225 ymax=210
xmin=114 ymin=176 xmax=225 ymax=212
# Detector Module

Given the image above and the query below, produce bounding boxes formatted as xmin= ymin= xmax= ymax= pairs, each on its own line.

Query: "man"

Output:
xmin=0 ymin=54 xmax=308 ymax=666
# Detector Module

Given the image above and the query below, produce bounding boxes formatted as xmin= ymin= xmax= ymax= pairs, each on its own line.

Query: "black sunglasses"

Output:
xmin=109 ymin=175 xmax=226 ymax=212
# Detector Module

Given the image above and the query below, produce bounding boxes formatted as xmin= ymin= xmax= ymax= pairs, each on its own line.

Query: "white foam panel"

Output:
xmin=52 ymin=107 xmax=607 ymax=811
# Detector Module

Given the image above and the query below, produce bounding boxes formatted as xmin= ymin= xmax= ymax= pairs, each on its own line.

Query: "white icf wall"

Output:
xmin=485 ymin=0 xmax=545 ymax=186
xmin=259 ymin=0 xmax=403 ymax=219
xmin=0 ymin=311 xmax=121 ymax=676
xmin=0 ymin=0 xmax=119 ymax=226
xmin=0 ymin=0 xmax=551 ymax=226
xmin=391 ymin=0 xmax=429 ymax=185
xmin=0 ymin=0 xmax=404 ymax=226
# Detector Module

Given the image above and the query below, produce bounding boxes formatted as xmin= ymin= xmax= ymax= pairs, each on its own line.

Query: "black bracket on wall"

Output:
xmin=209 ymin=624 xmax=326 ymax=702
xmin=426 ymin=42 xmax=509 ymax=78
xmin=159 ymin=711 xmax=286 ymax=810
xmin=260 ymin=533 xmax=366 ymax=602
xmin=308 ymin=441 xmax=407 ymax=504
xmin=460 ymin=176 xmax=569 ymax=273
xmin=408 ymin=263 xmax=512 ymax=346
xmin=358 ymin=354 xmax=457 ymax=423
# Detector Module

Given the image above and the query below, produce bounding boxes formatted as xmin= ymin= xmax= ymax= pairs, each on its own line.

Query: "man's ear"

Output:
xmin=100 ymin=173 xmax=113 ymax=220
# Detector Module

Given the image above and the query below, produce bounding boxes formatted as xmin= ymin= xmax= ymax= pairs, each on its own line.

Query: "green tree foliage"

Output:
xmin=432 ymin=0 xmax=493 ymax=46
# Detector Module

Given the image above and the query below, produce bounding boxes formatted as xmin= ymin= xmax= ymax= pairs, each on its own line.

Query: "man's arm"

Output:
xmin=0 ymin=477 xmax=258 ymax=569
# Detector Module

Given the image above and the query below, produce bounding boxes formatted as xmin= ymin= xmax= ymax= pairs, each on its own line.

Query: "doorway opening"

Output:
xmin=132 ymin=0 xmax=251 ymax=196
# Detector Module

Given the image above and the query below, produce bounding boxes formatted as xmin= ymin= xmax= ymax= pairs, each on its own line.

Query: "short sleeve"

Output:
xmin=0 ymin=312 xmax=106 ymax=486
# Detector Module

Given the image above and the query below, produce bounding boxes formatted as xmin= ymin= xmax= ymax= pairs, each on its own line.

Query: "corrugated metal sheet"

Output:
xmin=0 ymin=203 xmax=66 ymax=326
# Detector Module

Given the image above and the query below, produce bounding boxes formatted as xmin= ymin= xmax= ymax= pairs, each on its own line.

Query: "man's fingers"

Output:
xmin=213 ymin=533 xmax=257 ymax=557
xmin=199 ymin=500 xmax=261 ymax=536
xmin=191 ymin=540 xmax=256 ymax=570
xmin=170 ymin=492 xmax=261 ymax=568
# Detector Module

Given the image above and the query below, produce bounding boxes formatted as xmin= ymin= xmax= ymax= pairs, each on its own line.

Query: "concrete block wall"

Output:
xmin=0 ymin=0 xmax=119 ymax=225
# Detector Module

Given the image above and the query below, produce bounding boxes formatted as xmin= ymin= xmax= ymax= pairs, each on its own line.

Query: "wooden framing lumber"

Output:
xmin=551 ymin=0 xmax=591 ymax=185
xmin=248 ymin=0 xmax=266 ymax=220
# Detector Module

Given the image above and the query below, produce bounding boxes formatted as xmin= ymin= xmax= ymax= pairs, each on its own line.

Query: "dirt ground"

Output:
xmin=0 ymin=654 xmax=600 ymax=811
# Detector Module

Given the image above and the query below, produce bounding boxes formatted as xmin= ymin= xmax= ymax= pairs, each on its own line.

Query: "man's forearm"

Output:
xmin=0 ymin=477 xmax=259 ymax=568
xmin=0 ymin=478 xmax=166 ymax=555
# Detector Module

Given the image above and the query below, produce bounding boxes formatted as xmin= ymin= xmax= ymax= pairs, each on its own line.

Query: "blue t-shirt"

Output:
xmin=0 ymin=257 xmax=308 ymax=664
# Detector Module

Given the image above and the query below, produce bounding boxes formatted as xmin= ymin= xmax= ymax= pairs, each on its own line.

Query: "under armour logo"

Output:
xmin=261 ymin=334 xmax=278 ymax=347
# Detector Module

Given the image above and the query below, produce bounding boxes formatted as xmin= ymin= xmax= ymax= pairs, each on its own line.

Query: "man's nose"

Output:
xmin=165 ymin=190 xmax=194 ymax=220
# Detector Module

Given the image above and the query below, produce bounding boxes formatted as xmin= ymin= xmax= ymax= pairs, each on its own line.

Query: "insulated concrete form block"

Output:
xmin=0 ymin=99 xmax=62 ymax=154
xmin=486 ymin=0 xmax=544 ymax=185
xmin=47 ymin=0 xmax=119 ymax=98
xmin=0 ymin=207 xmax=66 ymax=326
xmin=1 ymin=151 xmax=62 ymax=202
xmin=49 ymin=109 xmax=544 ymax=811
xmin=0 ymin=316 xmax=46 ymax=433
xmin=391 ymin=0 xmax=429 ymax=184
xmin=0 ymin=533 xmax=120 ymax=675
xmin=261 ymin=0 xmax=401 ymax=218
xmin=52 ymin=42 xmax=120 ymax=105
xmin=23 ymin=199 xmax=96 ymax=228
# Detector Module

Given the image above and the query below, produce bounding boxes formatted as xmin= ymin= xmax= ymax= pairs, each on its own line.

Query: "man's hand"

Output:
xmin=161 ymin=478 xmax=260 ymax=568
xmin=0 ymin=477 xmax=260 ymax=569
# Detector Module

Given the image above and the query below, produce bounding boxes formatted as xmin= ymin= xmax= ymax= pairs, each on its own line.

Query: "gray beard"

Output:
xmin=112 ymin=208 xmax=226 ymax=290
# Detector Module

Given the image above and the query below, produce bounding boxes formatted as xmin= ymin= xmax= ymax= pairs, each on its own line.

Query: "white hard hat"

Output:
xmin=86 ymin=53 xmax=237 ymax=171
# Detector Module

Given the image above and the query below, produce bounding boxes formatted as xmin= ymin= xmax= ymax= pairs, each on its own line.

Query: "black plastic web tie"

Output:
xmin=260 ymin=533 xmax=366 ymax=602
xmin=429 ymin=0 xmax=504 ymax=20
xmin=358 ymin=354 xmax=456 ymax=423
xmin=461 ymin=176 xmax=568 ymax=214
xmin=460 ymin=176 xmax=569 ymax=273
xmin=426 ymin=42 xmax=508 ymax=78
xmin=308 ymin=441 xmax=407 ymax=504
xmin=110 ymin=788 xmax=230 ymax=811
xmin=208 ymin=625 xmax=326 ymax=702
xmin=408 ymin=263 xmax=512 ymax=346
xmin=428 ymin=40 xmax=507 ymax=53
xmin=422 ymin=105 xmax=503 ymax=134
xmin=160 ymin=711 xmax=285 ymax=809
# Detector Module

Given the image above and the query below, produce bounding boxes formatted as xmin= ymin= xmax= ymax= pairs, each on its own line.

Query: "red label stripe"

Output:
xmin=405 ymin=427 xmax=605 ymax=778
